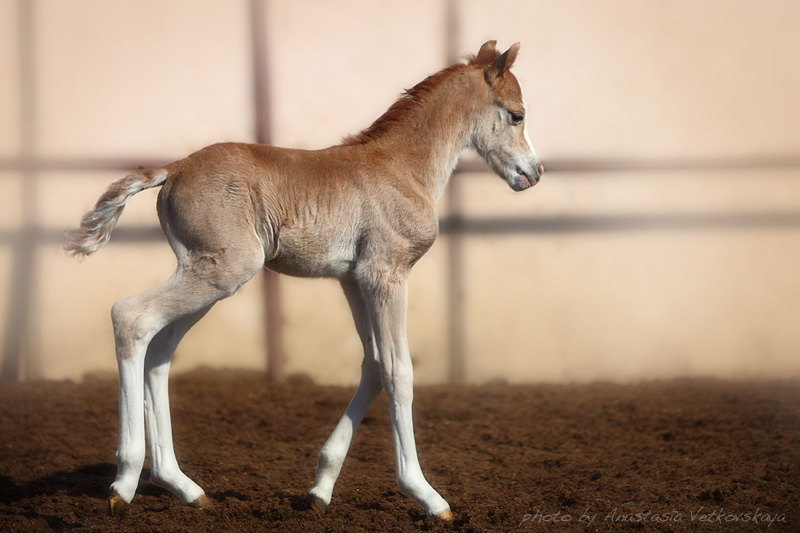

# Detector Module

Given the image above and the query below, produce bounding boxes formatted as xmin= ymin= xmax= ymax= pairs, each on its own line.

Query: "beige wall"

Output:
xmin=2 ymin=0 xmax=799 ymax=384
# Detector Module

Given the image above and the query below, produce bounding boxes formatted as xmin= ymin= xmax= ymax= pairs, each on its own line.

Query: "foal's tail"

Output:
xmin=63 ymin=167 xmax=170 ymax=258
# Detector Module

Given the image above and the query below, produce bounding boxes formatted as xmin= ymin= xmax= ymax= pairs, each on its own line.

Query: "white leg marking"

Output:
xmin=108 ymin=257 xmax=261 ymax=506
xmin=367 ymin=278 xmax=450 ymax=516
xmin=386 ymin=371 xmax=450 ymax=516
xmin=309 ymin=360 xmax=382 ymax=505
xmin=145 ymin=362 xmax=206 ymax=503
xmin=310 ymin=280 xmax=383 ymax=506
xmin=110 ymin=349 xmax=147 ymax=503
xmin=143 ymin=311 xmax=210 ymax=504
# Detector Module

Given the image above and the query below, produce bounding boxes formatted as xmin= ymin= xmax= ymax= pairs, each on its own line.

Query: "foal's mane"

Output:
xmin=342 ymin=50 xmax=501 ymax=146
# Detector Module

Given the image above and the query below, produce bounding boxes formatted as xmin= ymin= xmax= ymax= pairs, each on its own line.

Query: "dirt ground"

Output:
xmin=1 ymin=369 xmax=798 ymax=532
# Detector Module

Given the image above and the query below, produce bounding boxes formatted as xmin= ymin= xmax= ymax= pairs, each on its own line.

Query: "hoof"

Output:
xmin=310 ymin=494 xmax=327 ymax=516
xmin=108 ymin=493 xmax=127 ymax=516
xmin=435 ymin=509 xmax=454 ymax=521
xmin=188 ymin=494 xmax=212 ymax=509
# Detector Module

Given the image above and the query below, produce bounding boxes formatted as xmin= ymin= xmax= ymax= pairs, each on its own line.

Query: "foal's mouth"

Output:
xmin=509 ymin=163 xmax=544 ymax=192
xmin=509 ymin=172 xmax=539 ymax=191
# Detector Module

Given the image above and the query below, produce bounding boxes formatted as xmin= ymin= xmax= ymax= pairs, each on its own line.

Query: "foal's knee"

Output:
xmin=383 ymin=366 xmax=414 ymax=403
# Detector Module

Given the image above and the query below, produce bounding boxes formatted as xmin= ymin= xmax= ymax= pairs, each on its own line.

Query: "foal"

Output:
xmin=65 ymin=40 xmax=543 ymax=520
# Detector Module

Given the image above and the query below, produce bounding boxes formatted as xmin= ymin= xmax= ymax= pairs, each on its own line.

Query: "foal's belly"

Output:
xmin=265 ymin=229 xmax=358 ymax=279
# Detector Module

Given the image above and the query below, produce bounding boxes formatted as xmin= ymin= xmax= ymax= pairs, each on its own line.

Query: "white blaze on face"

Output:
xmin=519 ymin=83 xmax=538 ymax=158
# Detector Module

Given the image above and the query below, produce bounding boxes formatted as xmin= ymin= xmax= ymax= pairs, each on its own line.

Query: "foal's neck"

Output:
xmin=406 ymin=80 xmax=478 ymax=201
xmin=347 ymin=67 xmax=480 ymax=201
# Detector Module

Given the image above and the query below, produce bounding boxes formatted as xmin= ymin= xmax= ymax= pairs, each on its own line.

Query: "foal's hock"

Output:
xmin=66 ymin=40 xmax=543 ymax=520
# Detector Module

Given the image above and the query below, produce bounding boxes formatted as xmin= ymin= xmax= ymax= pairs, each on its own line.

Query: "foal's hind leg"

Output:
xmin=109 ymin=253 xmax=263 ymax=510
xmin=143 ymin=307 xmax=212 ymax=506
xmin=109 ymin=276 xmax=222 ymax=509
xmin=309 ymin=280 xmax=383 ymax=513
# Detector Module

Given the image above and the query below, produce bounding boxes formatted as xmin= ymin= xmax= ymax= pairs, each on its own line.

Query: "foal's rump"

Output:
xmin=63 ymin=143 xmax=267 ymax=261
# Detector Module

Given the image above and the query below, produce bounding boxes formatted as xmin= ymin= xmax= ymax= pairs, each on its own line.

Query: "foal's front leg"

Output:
xmin=309 ymin=358 xmax=381 ymax=512
xmin=309 ymin=280 xmax=383 ymax=512
xmin=363 ymin=275 xmax=452 ymax=519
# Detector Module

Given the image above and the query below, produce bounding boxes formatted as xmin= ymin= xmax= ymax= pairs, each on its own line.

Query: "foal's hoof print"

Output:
xmin=108 ymin=493 xmax=127 ymax=516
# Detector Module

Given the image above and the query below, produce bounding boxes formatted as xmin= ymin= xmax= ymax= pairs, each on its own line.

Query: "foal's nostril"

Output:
xmin=537 ymin=163 xmax=545 ymax=177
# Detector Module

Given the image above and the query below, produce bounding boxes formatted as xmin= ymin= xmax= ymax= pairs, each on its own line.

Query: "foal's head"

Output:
xmin=469 ymin=41 xmax=544 ymax=191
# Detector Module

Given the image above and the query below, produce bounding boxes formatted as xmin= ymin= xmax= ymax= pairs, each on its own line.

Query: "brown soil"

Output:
xmin=1 ymin=369 xmax=798 ymax=532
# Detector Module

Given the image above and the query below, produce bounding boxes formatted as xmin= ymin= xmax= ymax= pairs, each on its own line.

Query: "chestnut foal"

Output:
xmin=65 ymin=41 xmax=543 ymax=520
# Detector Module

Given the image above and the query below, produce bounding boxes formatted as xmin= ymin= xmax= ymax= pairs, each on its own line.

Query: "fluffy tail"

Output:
xmin=64 ymin=167 xmax=169 ymax=258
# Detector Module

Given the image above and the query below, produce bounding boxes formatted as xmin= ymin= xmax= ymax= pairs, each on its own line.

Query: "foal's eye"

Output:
xmin=509 ymin=111 xmax=524 ymax=126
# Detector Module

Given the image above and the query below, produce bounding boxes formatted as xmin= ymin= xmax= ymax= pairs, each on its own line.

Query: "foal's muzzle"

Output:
xmin=510 ymin=161 xmax=544 ymax=191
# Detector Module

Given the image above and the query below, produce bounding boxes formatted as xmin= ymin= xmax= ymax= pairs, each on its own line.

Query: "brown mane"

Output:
xmin=341 ymin=63 xmax=465 ymax=146
xmin=342 ymin=48 xmax=504 ymax=146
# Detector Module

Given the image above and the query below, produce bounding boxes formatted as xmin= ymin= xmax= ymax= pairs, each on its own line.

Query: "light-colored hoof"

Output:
xmin=310 ymin=494 xmax=327 ymax=516
xmin=188 ymin=494 xmax=212 ymax=509
xmin=108 ymin=493 xmax=126 ymax=516
xmin=435 ymin=509 xmax=454 ymax=521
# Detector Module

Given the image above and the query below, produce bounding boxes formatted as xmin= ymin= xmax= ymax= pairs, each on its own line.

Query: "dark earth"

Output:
xmin=1 ymin=369 xmax=799 ymax=531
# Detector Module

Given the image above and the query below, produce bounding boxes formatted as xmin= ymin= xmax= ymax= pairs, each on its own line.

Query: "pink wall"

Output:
xmin=1 ymin=0 xmax=799 ymax=383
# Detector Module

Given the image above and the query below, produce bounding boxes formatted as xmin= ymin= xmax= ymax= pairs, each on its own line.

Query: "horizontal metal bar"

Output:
xmin=0 ymin=225 xmax=165 ymax=246
xmin=0 ymin=157 xmax=169 ymax=173
xmin=455 ymin=155 xmax=800 ymax=174
xmin=2 ymin=155 xmax=800 ymax=175
xmin=439 ymin=211 xmax=800 ymax=234
xmin=3 ymin=210 xmax=800 ymax=247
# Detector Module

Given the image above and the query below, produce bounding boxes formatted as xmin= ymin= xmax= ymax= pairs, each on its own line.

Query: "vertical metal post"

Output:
xmin=2 ymin=0 xmax=38 ymax=382
xmin=444 ymin=0 xmax=466 ymax=384
xmin=250 ymin=0 xmax=286 ymax=381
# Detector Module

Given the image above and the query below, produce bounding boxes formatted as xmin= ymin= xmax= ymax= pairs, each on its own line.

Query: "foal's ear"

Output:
xmin=474 ymin=40 xmax=498 ymax=64
xmin=484 ymin=42 xmax=520 ymax=87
